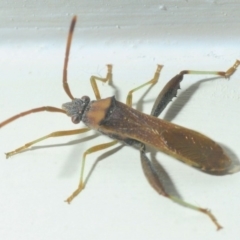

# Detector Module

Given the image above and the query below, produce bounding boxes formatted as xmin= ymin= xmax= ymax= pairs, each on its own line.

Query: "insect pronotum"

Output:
xmin=1 ymin=16 xmax=239 ymax=230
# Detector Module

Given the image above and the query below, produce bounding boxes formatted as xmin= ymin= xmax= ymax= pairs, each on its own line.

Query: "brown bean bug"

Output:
xmin=1 ymin=16 xmax=239 ymax=230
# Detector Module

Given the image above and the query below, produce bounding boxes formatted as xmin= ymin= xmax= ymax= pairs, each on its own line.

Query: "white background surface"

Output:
xmin=0 ymin=1 xmax=240 ymax=240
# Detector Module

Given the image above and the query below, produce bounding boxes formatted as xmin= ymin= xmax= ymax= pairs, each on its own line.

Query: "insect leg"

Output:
xmin=90 ymin=64 xmax=112 ymax=100
xmin=0 ymin=106 xmax=65 ymax=129
xmin=151 ymin=60 xmax=240 ymax=117
xmin=5 ymin=128 xmax=90 ymax=158
xmin=126 ymin=65 xmax=163 ymax=107
xmin=140 ymin=147 xmax=222 ymax=230
xmin=65 ymin=140 xmax=118 ymax=203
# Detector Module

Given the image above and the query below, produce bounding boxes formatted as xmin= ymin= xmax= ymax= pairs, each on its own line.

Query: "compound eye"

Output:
xmin=81 ymin=95 xmax=90 ymax=103
xmin=71 ymin=115 xmax=81 ymax=124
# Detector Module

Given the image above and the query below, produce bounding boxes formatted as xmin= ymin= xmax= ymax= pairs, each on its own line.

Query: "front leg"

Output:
xmin=90 ymin=65 xmax=113 ymax=100
xmin=5 ymin=128 xmax=91 ymax=158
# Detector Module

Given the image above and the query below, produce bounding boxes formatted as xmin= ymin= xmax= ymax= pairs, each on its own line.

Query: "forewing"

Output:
xmin=161 ymin=126 xmax=230 ymax=172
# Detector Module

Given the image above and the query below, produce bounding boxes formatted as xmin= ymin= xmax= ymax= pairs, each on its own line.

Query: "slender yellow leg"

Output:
xmin=90 ymin=64 xmax=113 ymax=100
xmin=5 ymin=128 xmax=91 ymax=158
xmin=65 ymin=140 xmax=118 ymax=203
xmin=180 ymin=59 xmax=240 ymax=77
xmin=126 ymin=65 xmax=163 ymax=107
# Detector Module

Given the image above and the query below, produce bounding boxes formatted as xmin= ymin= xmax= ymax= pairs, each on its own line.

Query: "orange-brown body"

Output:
xmin=83 ymin=96 xmax=230 ymax=173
